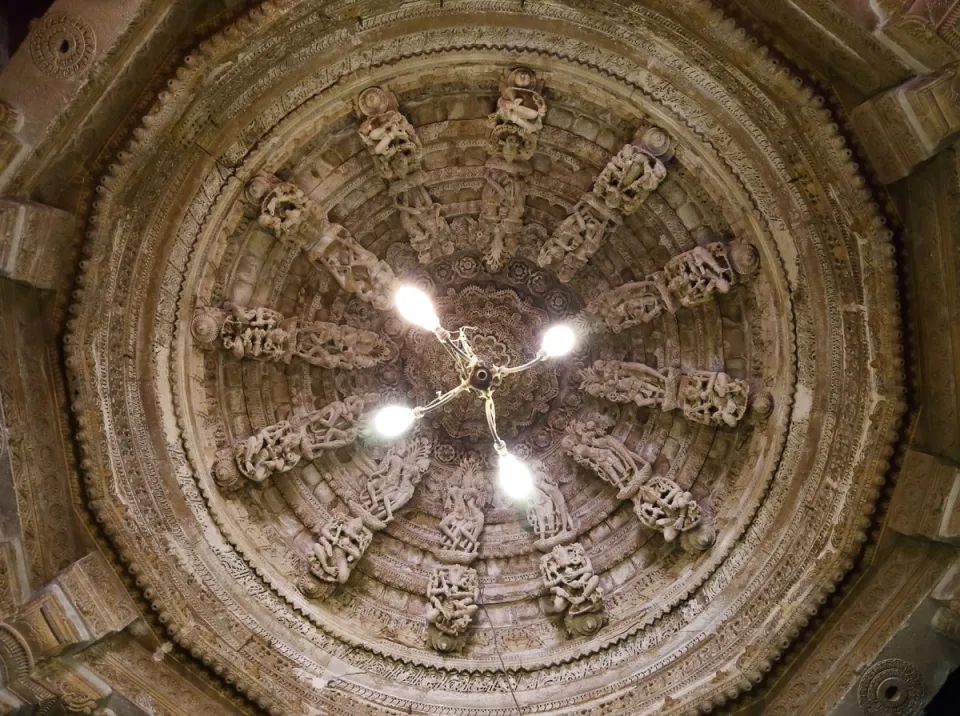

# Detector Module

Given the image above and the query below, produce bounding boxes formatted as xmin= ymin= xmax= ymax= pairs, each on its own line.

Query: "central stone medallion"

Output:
xmin=403 ymin=284 xmax=559 ymax=439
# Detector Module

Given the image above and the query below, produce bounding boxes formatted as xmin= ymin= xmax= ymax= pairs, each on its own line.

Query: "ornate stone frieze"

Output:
xmin=437 ymin=456 xmax=489 ymax=565
xmin=593 ymin=125 xmax=674 ymax=214
xmin=477 ymin=68 xmax=546 ymax=271
xmin=214 ymin=394 xmax=374 ymax=490
xmin=537 ymin=194 xmax=622 ymax=283
xmin=561 ymin=418 xmax=651 ymax=500
xmin=540 ymin=543 xmax=607 ymax=638
xmin=426 ymin=564 xmax=479 ymax=653
xmin=681 ymin=370 xmax=750 ymax=427
xmin=192 ymin=305 xmax=394 ymax=369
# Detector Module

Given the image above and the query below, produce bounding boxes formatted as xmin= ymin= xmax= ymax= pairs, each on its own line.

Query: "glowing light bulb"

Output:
xmin=395 ymin=286 xmax=440 ymax=331
xmin=540 ymin=324 xmax=575 ymax=358
xmin=373 ymin=405 xmax=416 ymax=438
xmin=498 ymin=452 xmax=534 ymax=500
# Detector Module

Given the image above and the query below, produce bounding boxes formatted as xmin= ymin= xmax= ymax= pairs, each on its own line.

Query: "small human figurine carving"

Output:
xmin=663 ymin=243 xmax=736 ymax=308
xmin=680 ymin=370 xmax=749 ymax=427
xmin=489 ymin=86 xmax=547 ymax=163
xmin=579 ymin=360 xmax=680 ymax=410
xmin=352 ymin=437 xmax=432 ymax=530
xmin=233 ymin=421 xmax=303 ymax=483
xmin=293 ymin=321 xmax=394 ymax=370
xmin=306 ymin=220 xmax=396 ymax=310
xmin=540 ymin=543 xmax=607 ymax=638
xmin=527 ymin=461 xmax=577 ymax=550
xmin=632 ymin=477 xmax=702 ymax=542
xmin=394 ymin=185 xmax=454 ymax=264
xmin=257 ymin=181 xmax=307 ymax=239
xmin=426 ymin=564 xmax=479 ymax=652
xmin=300 ymin=394 xmax=372 ymax=459
xmin=577 ymin=280 xmax=667 ymax=334
xmin=593 ymin=143 xmax=667 ymax=214
xmin=309 ymin=516 xmax=373 ymax=584
xmin=537 ymin=197 xmax=619 ymax=283
xmin=359 ymin=110 xmax=423 ymax=180
xmin=437 ymin=456 xmax=489 ymax=563
xmin=219 ymin=306 xmax=293 ymax=361
xmin=477 ymin=166 xmax=526 ymax=272
xmin=561 ymin=418 xmax=652 ymax=500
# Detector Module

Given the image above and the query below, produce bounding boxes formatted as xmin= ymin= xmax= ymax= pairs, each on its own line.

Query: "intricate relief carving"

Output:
xmin=29 ymin=12 xmax=96 ymax=79
xmin=537 ymin=195 xmax=621 ymax=283
xmin=351 ymin=437 xmax=432 ymax=530
xmin=540 ymin=543 xmax=606 ymax=638
xmin=293 ymin=321 xmax=395 ymax=370
xmin=561 ymin=418 xmax=651 ymax=499
xmin=215 ymin=395 xmax=373 ymax=489
xmin=219 ymin=306 xmax=293 ymax=361
xmin=662 ymin=243 xmax=736 ymax=309
xmin=437 ymin=456 xmax=489 ymax=564
xmin=577 ymin=279 xmax=667 ymax=334
xmin=254 ymin=181 xmax=307 ymax=239
xmin=579 ymin=360 xmax=680 ymax=410
xmin=308 ymin=516 xmax=373 ymax=584
xmin=426 ymin=565 xmax=479 ymax=653
xmin=357 ymin=87 xmax=423 ymax=181
xmin=527 ymin=461 xmax=577 ymax=551
xmin=681 ymin=371 xmax=749 ymax=427
xmin=489 ymin=68 xmax=547 ymax=163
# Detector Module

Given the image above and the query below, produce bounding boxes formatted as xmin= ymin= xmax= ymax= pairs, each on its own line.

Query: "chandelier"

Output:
xmin=372 ymin=285 xmax=576 ymax=499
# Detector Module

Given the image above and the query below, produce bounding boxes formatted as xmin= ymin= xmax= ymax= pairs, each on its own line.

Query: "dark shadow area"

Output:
xmin=927 ymin=666 xmax=960 ymax=715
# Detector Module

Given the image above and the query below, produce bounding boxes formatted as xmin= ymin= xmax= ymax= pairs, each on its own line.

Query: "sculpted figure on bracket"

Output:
xmin=245 ymin=174 xmax=398 ymax=309
xmin=350 ymin=437 xmax=432 ymax=530
xmin=437 ymin=456 xmax=489 ymax=565
xmin=393 ymin=184 xmax=454 ymax=265
xmin=540 ymin=543 xmax=607 ymax=638
xmin=214 ymin=394 xmax=375 ymax=490
xmin=561 ymin=418 xmax=651 ymax=500
xmin=579 ymin=360 xmax=680 ymax=410
xmin=593 ymin=125 xmax=674 ymax=215
xmin=489 ymin=67 xmax=546 ymax=163
xmin=308 ymin=516 xmax=373 ymax=585
xmin=633 ymin=477 xmax=715 ymax=553
xmin=580 ymin=360 xmax=749 ymax=428
xmin=426 ymin=564 xmax=479 ymax=653
xmin=537 ymin=195 xmax=621 ymax=283
xmin=192 ymin=306 xmax=394 ymax=370
xmin=356 ymin=86 xmax=423 ymax=181
xmin=575 ymin=241 xmax=759 ymax=333
xmin=478 ymin=68 xmax=545 ymax=271
xmin=527 ymin=460 xmax=577 ymax=551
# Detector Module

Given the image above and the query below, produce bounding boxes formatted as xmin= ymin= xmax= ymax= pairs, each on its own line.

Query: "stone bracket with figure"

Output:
xmin=576 ymin=240 xmax=760 ymax=334
xmin=426 ymin=455 xmax=490 ymax=652
xmin=475 ymin=67 xmax=547 ymax=273
xmin=540 ymin=543 xmax=607 ymax=638
xmin=213 ymin=393 xmax=377 ymax=491
xmin=578 ymin=360 xmax=752 ymax=428
xmin=355 ymin=86 xmax=454 ymax=265
xmin=245 ymin=173 xmax=397 ymax=309
xmin=561 ymin=417 xmax=715 ymax=553
xmin=191 ymin=304 xmax=396 ymax=370
xmin=537 ymin=124 xmax=674 ymax=282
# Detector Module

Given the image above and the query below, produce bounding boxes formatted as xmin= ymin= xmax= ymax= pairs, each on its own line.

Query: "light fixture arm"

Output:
xmin=483 ymin=392 xmax=507 ymax=455
xmin=412 ymin=376 xmax=473 ymax=419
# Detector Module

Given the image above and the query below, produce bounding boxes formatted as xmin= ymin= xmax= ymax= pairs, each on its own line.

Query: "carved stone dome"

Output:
xmin=63 ymin=2 xmax=904 ymax=714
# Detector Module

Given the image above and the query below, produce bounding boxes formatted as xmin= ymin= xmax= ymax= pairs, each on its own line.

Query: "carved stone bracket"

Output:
xmin=579 ymin=360 xmax=750 ymax=427
xmin=246 ymin=174 xmax=397 ymax=308
xmin=477 ymin=68 xmax=547 ymax=272
xmin=436 ymin=456 xmax=489 ymax=565
xmin=356 ymin=86 xmax=453 ymax=264
xmin=527 ymin=460 xmax=578 ymax=551
xmin=306 ymin=516 xmax=373 ymax=585
xmin=214 ymin=394 xmax=375 ymax=490
xmin=632 ymin=477 xmax=715 ymax=552
xmin=540 ymin=543 xmax=607 ymax=638
xmin=426 ymin=564 xmax=479 ymax=653
xmin=538 ymin=124 xmax=673 ymax=282
xmin=0 ymin=198 xmax=75 ymax=290
xmin=576 ymin=240 xmax=759 ymax=334
xmin=191 ymin=305 xmax=395 ymax=369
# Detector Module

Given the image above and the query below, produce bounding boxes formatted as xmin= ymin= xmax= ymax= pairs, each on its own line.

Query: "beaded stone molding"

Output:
xmin=66 ymin=1 xmax=904 ymax=714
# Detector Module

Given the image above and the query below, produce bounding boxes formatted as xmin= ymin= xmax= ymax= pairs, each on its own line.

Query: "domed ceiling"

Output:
xmin=66 ymin=1 xmax=904 ymax=713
